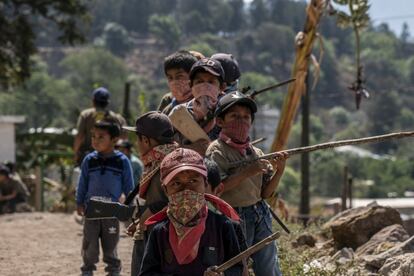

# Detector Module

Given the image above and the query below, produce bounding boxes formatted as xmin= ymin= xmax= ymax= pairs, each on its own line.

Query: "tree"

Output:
xmin=149 ymin=15 xmax=181 ymax=50
xmin=95 ymin=22 xmax=131 ymax=56
xmin=0 ymin=0 xmax=88 ymax=87
xmin=0 ymin=57 xmax=77 ymax=128
xmin=59 ymin=47 xmax=129 ymax=111
xmin=227 ymin=0 xmax=245 ymax=32
xmin=249 ymin=0 xmax=268 ymax=28
xmin=254 ymin=23 xmax=295 ymax=73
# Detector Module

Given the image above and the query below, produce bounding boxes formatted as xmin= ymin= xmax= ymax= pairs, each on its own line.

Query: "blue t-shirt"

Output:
xmin=76 ymin=150 xmax=134 ymax=205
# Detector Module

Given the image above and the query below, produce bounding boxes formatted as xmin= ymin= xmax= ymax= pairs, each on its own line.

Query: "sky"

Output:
xmin=244 ymin=0 xmax=414 ymax=37
xmin=369 ymin=0 xmax=414 ymax=37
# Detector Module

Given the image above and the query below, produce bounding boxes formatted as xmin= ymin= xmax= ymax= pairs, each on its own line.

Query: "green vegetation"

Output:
xmin=1 ymin=0 xmax=414 ymax=203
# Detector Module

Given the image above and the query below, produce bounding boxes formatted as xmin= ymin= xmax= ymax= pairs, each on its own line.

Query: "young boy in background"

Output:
xmin=211 ymin=53 xmax=241 ymax=94
xmin=115 ymin=139 xmax=144 ymax=187
xmin=157 ymin=50 xmax=198 ymax=115
xmin=206 ymin=91 xmax=288 ymax=276
xmin=76 ymin=119 xmax=134 ymax=276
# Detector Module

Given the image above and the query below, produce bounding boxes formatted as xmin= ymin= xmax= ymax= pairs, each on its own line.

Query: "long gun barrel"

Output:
xmin=215 ymin=231 xmax=281 ymax=273
xmin=230 ymin=131 xmax=414 ymax=167
xmin=249 ymin=78 xmax=296 ymax=98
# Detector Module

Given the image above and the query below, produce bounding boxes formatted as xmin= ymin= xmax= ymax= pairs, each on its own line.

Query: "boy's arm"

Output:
xmin=76 ymin=158 xmax=89 ymax=206
xmin=122 ymin=158 xmax=134 ymax=198
xmin=0 ymin=190 xmax=17 ymax=201
xmin=261 ymin=152 xmax=289 ymax=199
xmin=209 ymin=149 xmax=272 ymax=192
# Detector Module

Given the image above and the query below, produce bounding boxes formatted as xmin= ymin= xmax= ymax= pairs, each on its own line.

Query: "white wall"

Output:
xmin=0 ymin=122 xmax=16 ymax=162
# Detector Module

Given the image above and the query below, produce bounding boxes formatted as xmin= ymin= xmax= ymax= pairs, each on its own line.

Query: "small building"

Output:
xmin=252 ymin=106 xmax=280 ymax=151
xmin=0 ymin=116 xmax=26 ymax=162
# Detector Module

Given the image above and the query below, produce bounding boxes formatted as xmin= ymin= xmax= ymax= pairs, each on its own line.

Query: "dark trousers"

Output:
xmin=0 ymin=194 xmax=26 ymax=214
xmin=81 ymin=218 xmax=121 ymax=274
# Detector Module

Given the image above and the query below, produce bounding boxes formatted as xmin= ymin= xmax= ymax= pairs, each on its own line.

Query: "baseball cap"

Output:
xmin=215 ymin=91 xmax=257 ymax=117
xmin=189 ymin=58 xmax=225 ymax=82
xmin=0 ymin=164 xmax=10 ymax=176
xmin=211 ymin=53 xmax=241 ymax=84
xmin=160 ymin=148 xmax=207 ymax=185
xmin=115 ymin=139 xmax=133 ymax=149
xmin=92 ymin=87 xmax=110 ymax=103
xmin=123 ymin=111 xmax=174 ymax=143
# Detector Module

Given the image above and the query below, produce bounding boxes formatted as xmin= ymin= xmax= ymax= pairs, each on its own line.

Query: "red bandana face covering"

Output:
xmin=139 ymin=143 xmax=178 ymax=198
xmin=220 ymin=119 xmax=252 ymax=155
xmin=168 ymin=80 xmax=192 ymax=103
xmin=166 ymin=189 xmax=207 ymax=264
xmin=191 ymin=83 xmax=220 ymax=121
xmin=221 ymin=119 xmax=251 ymax=143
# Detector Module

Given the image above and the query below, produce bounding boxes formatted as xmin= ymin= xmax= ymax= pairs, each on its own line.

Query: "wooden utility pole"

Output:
xmin=300 ymin=74 xmax=310 ymax=226
xmin=123 ymin=82 xmax=131 ymax=123
xmin=270 ymin=0 xmax=325 ymax=152
xmin=341 ymin=166 xmax=348 ymax=211
xmin=348 ymin=177 xmax=353 ymax=208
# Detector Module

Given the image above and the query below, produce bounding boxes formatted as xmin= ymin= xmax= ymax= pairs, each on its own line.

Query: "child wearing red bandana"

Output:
xmin=206 ymin=91 xmax=288 ymax=276
xmin=157 ymin=50 xmax=199 ymax=115
xmin=140 ymin=148 xmax=243 ymax=276
xmin=169 ymin=58 xmax=227 ymax=154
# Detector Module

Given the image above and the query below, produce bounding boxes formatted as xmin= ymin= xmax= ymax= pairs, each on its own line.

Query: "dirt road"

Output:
xmin=0 ymin=212 xmax=134 ymax=276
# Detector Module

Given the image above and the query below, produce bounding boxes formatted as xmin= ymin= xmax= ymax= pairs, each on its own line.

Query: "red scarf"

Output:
xmin=139 ymin=143 xmax=178 ymax=198
xmin=145 ymin=194 xmax=240 ymax=264
xmin=219 ymin=132 xmax=252 ymax=156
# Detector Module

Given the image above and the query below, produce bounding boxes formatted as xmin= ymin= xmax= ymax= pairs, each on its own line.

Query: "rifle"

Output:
xmin=251 ymin=137 xmax=266 ymax=146
xmin=229 ymin=131 xmax=414 ymax=168
xmin=241 ymin=78 xmax=296 ymax=99
xmin=85 ymin=168 xmax=159 ymax=221
xmin=215 ymin=231 xmax=281 ymax=273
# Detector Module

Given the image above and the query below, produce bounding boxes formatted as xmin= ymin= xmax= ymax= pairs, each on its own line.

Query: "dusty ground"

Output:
xmin=0 ymin=212 xmax=134 ymax=276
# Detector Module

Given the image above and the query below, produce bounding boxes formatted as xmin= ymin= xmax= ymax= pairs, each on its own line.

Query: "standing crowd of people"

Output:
xmin=74 ymin=50 xmax=289 ymax=276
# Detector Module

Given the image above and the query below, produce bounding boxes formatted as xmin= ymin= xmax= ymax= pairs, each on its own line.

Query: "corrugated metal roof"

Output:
xmin=326 ymin=197 xmax=414 ymax=209
xmin=0 ymin=116 xmax=25 ymax=123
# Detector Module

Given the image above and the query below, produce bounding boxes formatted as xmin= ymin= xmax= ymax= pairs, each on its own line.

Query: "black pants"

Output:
xmin=81 ymin=218 xmax=121 ymax=274
xmin=0 ymin=194 xmax=26 ymax=214
xmin=131 ymin=239 xmax=146 ymax=276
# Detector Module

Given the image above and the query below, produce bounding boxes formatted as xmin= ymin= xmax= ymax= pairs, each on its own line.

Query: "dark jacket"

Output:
xmin=139 ymin=210 xmax=243 ymax=276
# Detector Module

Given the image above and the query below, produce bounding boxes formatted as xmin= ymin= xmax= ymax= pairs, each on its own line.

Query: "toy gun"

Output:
xmin=215 ymin=231 xmax=281 ymax=273
xmin=85 ymin=168 xmax=159 ymax=221
xmin=229 ymin=131 xmax=414 ymax=168
xmin=241 ymin=78 xmax=296 ymax=98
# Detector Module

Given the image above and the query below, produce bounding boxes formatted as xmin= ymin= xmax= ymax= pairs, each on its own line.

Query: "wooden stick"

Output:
xmin=251 ymin=137 xmax=266 ymax=145
xmin=233 ymin=131 xmax=414 ymax=167
xmin=215 ymin=231 xmax=281 ymax=273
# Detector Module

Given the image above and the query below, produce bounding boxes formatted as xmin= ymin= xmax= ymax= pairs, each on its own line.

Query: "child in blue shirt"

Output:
xmin=76 ymin=119 xmax=134 ymax=276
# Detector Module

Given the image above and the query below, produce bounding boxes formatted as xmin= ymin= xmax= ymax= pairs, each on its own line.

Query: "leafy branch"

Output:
xmin=330 ymin=0 xmax=371 ymax=109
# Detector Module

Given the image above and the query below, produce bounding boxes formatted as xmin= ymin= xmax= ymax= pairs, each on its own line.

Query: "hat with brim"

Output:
xmin=162 ymin=165 xmax=207 ymax=186
xmin=189 ymin=58 xmax=225 ymax=82
xmin=122 ymin=126 xmax=137 ymax=132
xmin=122 ymin=111 xmax=174 ymax=143
xmin=215 ymin=91 xmax=257 ymax=117
xmin=160 ymin=148 xmax=207 ymax=185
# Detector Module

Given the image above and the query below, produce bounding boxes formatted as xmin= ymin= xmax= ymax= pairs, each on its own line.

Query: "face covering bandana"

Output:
xmin=167 ymin=189 xmax=206 ymax=227
xmin=166 ymin=189 xmax=208 ymax=265
xmin=168 ymin=79 xmax=192 ymax=103
xmin=191 ymin=83 xmax=219 ymax=119
xmin=221 ymin=119 xmax=251 ymax=144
